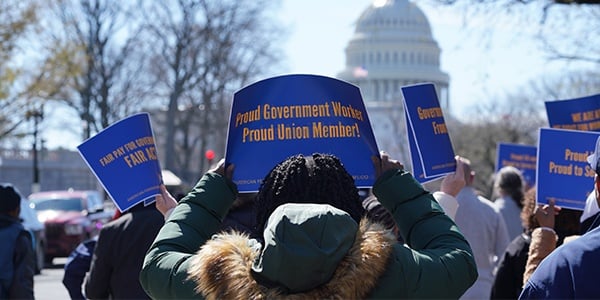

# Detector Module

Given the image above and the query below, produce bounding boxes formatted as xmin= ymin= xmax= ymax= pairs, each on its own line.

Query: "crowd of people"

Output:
xmin=2 ymin=137 xmax=600 ymax=298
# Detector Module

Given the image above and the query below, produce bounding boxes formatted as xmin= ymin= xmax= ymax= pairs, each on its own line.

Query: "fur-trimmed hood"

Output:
xmin=188 ymin=203 xmax=397 ymax=299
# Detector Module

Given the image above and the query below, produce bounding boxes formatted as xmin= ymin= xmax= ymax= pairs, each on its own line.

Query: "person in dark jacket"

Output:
xmin=492 ymin=187 xmax=582 ymax=299
xmin=84 ymin=202 xmax=163 ymax=299
xmin=491 ymin=187 xmax=537 ymax=299
xmin=519 ymin=222 xmax=600 ymax=299
xmin=140 ymin=152 xmax=477 ymax=299
xmin=62 ymin=209 xmax=123 ymax=299
xmin=0 ymin=184 xmax=35 ymax=299
xmin=519 ymin=137 xmax=600 ymax=299
xmin=62 ymin=236 xmax=97 ymax=300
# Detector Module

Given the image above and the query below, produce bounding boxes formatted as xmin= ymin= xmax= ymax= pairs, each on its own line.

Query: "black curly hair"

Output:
xmin=253 ymin=153 xmax=364 ymax=234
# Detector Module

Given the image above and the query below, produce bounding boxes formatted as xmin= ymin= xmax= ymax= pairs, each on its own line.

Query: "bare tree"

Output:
xmin=537 ymin=6 xmax=600 ymax=65
xmin=37 ymin=0 xmax=145 ymax=140
xmin=436 ymin=0 xmax=600 ymax=5
xmin=423 ymin=0 xmax=600 ymax=66
xmin=0 ymin=1 xmax=39 ymax=142
xmin=139 ymin=0 xmax=284 ymax=182
xmin=450 ymin=96 xmax=544 ymax=197
xmin=450 ymin=69 xmax=600 ymax=197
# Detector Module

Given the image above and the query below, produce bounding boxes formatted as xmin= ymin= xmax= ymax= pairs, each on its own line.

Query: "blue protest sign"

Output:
xmin=225 ymin=74 xmax=380 ymax=192
xmin=402 ymin=83 xmax=455 ymax=182
xmin=536 ymin=128 xmax=599 ymax=211
xmin=545 ymin=93 xmax=600 ymax=131
xmin=495 ymin=143 xmax=537 ymax=189
xmin=144 ymin=197 xmax=156 ymax=207
xmin=78 ymin=113 xmax=162 ymax=212
xmin=406 ymin=110 xmax=443 ymax=183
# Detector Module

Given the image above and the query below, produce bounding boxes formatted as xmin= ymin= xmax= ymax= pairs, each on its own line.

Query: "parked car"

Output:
xmin=19 ymin=198 xmax=46 ymax=274
xmin=28 ymin=189 xmax=114 ymax=264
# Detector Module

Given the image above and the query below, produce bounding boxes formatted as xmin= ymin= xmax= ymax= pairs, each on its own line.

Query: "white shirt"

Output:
xmin=433 ymin=191 xmax=458 ymax=221
xmin=454 ymin=187 xmax=510 ymax=300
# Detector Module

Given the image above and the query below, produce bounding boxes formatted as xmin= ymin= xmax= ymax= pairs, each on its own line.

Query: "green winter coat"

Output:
xmin=140 ymin=169 xmax=477 ymax=299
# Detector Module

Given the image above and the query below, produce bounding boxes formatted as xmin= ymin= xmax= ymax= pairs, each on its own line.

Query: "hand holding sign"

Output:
xmin=78 ymin=113 xmax=163 ymax=212
xmin=209 ymin=158 xmax=234 ymax=180
xmin=372 ymin=151 xmax=403 ymax=179
xmin=402 ymin=83 xmax=456 ymax=183
xmin=440 ymin=156 xmax=467 ymax=197
xmin=225 ymin=74 xmax=379 ymax=192
xmin=155 ymin=185 xmax=177 ymax=219
xmin=536 ymin=128 xmax=600 ymax=211
xmin=534 ymin=199 xmax=561 ymax=229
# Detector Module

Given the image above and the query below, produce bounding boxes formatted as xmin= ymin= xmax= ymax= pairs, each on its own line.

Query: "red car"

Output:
xmin=28 ymin=189 xmax=114 ymax=264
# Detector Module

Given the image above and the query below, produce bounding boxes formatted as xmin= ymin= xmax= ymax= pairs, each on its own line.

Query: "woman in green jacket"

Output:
xmin=140 ymin=153 xmax=477 ymax=299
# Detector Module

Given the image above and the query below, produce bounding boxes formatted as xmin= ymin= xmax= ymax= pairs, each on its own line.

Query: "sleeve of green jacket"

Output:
xmin=139 ymin=172 xmax=237 ymax=299
xmin=371 ymin=169 xmax=478 ymax=299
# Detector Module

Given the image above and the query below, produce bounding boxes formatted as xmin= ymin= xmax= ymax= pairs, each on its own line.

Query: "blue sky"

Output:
xmin=273 ymin=0 xmax=553 ymax=116
xmin=42 ymin=0 xmax=567 ymax=150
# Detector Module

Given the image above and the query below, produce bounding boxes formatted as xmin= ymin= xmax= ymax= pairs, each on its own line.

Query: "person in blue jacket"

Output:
xmin=0 ymin=184 xmax=34 ymax=299
xmin=62 ymin=236 xmax=97 ymax=300
xmin=520 ymin=136 xmax=600 ymax=299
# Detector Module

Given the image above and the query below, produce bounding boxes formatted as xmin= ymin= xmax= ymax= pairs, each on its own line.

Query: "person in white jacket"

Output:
xmin=454 ymin=158 xmax=511 ymax=299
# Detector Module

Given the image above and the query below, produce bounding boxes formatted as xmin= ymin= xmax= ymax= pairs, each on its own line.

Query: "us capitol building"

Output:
xmin=0 ymin=0 xmax=450 ymax=195
xmin=337 ymin=0 xmax=449 ymax=165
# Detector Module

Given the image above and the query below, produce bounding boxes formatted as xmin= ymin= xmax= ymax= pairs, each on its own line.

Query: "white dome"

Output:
xmin=356 ymin=0 xmax=433 ymax=38
xmin=336 ymin=0 xmax=450 ymax=169
xmin=337 ymin=0 xmax=449 ymax=103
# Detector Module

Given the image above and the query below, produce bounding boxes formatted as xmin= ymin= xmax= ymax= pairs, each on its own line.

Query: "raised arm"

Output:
xmin=140 ymin=160 xmax=237 ymax=299
xmin=433 ymin=156 xmax=467 ymax=220
xmin=523 ymin=199 xmax=560 ymax=285
xmin=369 ymin=152 xmax=477 ymax=298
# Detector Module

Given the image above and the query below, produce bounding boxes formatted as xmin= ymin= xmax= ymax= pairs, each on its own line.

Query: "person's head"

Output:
xmin=521 ymin=187 xmax=538 ymax=233
xmin=493 ymin=166 xmax=525 ymax=208
xmin=254 ymin=153 xmax=364 ymax=234
xmin=0 ymin=184 xmax=22 ymax=218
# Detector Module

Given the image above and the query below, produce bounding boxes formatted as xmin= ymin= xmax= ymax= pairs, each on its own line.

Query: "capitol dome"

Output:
xmin=337 ymin=0 xmax=449 ymax=164
xmin=356 ymin=0 xmax=432 ymax=40
xmin=337 ymin=0 xmax=449 ymax=107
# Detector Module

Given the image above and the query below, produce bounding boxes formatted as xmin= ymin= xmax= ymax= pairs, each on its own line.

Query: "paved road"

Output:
xmin=34 ymin=258 xmax=71 ymax=300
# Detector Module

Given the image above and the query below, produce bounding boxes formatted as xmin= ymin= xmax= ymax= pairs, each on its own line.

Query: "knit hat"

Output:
xmin=0 ymin=184 xmax=22 ymax=214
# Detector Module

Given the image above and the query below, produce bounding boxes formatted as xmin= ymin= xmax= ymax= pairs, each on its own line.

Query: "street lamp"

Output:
xmin=26 ymin=107 xmax=43 ymax=193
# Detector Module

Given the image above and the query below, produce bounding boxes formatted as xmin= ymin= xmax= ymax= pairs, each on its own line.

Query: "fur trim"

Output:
xmin=188 ymin=218 xmax=396 ymax=299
